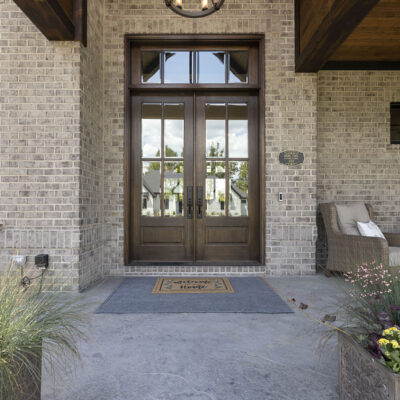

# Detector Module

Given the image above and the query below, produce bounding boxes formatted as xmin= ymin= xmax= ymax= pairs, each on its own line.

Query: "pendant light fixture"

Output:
xmin=165 ymin=0 xmax=225 ymax=18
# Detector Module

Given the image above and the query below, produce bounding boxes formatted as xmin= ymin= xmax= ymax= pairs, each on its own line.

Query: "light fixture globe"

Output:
xmin=165 ymin=0 xmax=225 ymax=18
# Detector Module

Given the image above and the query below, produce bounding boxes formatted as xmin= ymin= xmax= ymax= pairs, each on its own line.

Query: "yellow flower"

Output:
xmin=379 ymin=338 xmax=389 ymax=345
xmin=383 ymin=327 xmax=399 ymax=336
xmin=392 ymin=340 xmax=400 ymax=349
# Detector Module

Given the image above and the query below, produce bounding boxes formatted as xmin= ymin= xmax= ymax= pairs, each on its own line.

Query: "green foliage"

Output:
xmin=208 ymin=142 xmax=224 ymax=157
xmin=146 ymin=147 xmax=184 ymax=181
xmin=312 ymin=263 xmax=400 ymax=373
xmin=378 ymin=328 xmax=400 ymax=373
xmin=0 ymin=265 xmax=87 ymax=399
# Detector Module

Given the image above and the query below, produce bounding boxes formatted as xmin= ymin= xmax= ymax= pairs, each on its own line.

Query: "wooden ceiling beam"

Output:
xmin=13 ymin=0 xmax=86 ymax=46
xmin=295 ymin=0 xmax=380 ymax=72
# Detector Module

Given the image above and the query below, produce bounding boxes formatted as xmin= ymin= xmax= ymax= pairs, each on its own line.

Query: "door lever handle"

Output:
xmin=196 ymin=186 xmax=203 ymax=219
xmin=187 ymin=186 xmax=193 ymax=219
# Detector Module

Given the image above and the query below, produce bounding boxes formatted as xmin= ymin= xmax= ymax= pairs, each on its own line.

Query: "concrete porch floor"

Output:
xmin=42 ymin=275 xmax=343 ymax=400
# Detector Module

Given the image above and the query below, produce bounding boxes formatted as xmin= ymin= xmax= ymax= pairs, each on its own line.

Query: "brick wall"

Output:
xmin=0 ymin=0 xmax=104 ymax=290
xmin=103 ymin=0 xmax=318 ymax=276
xmin=79 ymin=0 xmax=105 ymax=289
xmin=317 ymin=71 xmax=400 ymax=266
xmin=0 ymin=0 xmax=320 ymax=285
xmin=0 ymin=0 xmax=81 ymax=289
xmin=2 ymin=1 xmax=400 ymax=282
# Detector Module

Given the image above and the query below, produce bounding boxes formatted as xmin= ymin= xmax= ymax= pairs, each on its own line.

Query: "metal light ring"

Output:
xmin=165 ymin=0 xmax=225 ymax=18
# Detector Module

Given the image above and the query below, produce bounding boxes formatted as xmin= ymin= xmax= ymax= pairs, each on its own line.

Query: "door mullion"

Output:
xmin=193 ymin=93 xmax=197 ymax=261
xmin=161 ymin=102 xmax=165 ymax=217
xmin=225 ymin=103 xmax=229 ymax=217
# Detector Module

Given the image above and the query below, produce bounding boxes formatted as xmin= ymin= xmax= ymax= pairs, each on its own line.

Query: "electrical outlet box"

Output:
xmin=35 ymin=254 xmax=49 ymax=269
xmin=11 ymin=255 xmax=26 ymax=267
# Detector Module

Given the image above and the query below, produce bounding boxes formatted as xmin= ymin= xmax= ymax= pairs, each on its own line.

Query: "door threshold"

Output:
xmin=129 ymin=261 xmax=263 ymax=267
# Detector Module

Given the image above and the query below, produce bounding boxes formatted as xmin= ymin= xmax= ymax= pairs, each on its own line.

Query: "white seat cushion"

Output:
xmin=357 ymin=221 xmax=386 ymax=239
xmin=336 ymin=202 xmax=370 ymax=236
xmin=390 ymin=247 xmax=400 ymax=267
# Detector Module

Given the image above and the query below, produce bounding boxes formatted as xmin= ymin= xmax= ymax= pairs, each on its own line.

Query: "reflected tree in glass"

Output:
xmin=229 ymin=161 xmax=248 ymax=216
xmin=206 ymin=103 xmax=225 ymax=157
xmin=164 ymin=162 xmax=184 ymax=217
xmin=142 ymin=161 xmax=161 ymax=216
xmin=206 ymin=161 xmax=226 ymax=216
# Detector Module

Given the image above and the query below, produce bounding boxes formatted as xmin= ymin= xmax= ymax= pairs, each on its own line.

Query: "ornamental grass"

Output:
xmin=294 ymin=262 xmax=400 ymax=373
xmin=0 ymin=265 xmax=87 ymax=399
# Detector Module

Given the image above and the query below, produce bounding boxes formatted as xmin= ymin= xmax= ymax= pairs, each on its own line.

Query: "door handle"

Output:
xmin=187 ymin=186 xmax=193 ymax=219
xmin=196 ymin=186 xmax=203 ymax=219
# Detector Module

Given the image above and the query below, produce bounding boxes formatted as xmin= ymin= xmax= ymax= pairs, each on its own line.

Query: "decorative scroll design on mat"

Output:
xmin=152 ymin=278 xmax=234 ymax=294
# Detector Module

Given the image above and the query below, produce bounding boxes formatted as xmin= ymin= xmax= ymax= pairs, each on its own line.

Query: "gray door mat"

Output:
xmin=95 ymin=277 xmax=294 ymax=314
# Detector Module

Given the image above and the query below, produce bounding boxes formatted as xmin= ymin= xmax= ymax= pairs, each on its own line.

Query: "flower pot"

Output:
xmin=339 ymin=331 xmax=400 ymax=399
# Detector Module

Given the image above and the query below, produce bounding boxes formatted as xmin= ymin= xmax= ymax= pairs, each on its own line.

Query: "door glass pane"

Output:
xmin=142 ymin=103 xmax=161 ymax=158
xmin=164 ymin=103 xmax=184 ymax=158
xmin=228 ymin=103 xmax=248 ymax=157
xmin=164 ymin=51 xmax=191 ymax=84
xmin=142 ymin=161 xmax=161 ymax=216
xmin=229 ymin=51 xmax=248 ymax=83
xmin=229 ymin=161 xmax=248 ymax=216
xmin=164 ymin=162 xmax=184 ymax=217
xmin=198 ymin=51 xmax=226 ymax=83
xmin=206 ymin=103 xmax=225 ymax=157
xmin=141 ymin=51 xmax=161 ymax=83
xmin=206 ymin=161 xmax=226 ymax=216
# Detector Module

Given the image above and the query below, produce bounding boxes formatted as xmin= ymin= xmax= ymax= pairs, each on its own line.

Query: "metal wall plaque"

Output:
xmin=279 ymin=150 xmax=304 ymax=166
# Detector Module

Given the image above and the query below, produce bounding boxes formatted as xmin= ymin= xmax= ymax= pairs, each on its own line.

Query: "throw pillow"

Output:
xmin=357 ymin=220 xmax=386 ymax=240
xmin=336 ymin=202 xmax=370 ymax=236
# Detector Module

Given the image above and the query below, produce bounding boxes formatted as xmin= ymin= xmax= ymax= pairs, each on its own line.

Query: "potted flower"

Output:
xmin=0 ymin=265 xmax=87 ymax=399
xmin=296 ymin=263 xmax=400 ymax=400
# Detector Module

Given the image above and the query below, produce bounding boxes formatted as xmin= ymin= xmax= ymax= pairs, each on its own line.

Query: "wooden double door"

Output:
xmin=130 ymin=94 xmax=260 ymax=263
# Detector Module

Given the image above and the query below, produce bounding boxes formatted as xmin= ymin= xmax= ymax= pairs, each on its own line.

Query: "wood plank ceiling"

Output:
xmin=296 ymin=0 xmax=400 ymax=72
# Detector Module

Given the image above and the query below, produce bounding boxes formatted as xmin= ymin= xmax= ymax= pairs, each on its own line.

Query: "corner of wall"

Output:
xmin=78 ymin=0 xmax=105 ymax=290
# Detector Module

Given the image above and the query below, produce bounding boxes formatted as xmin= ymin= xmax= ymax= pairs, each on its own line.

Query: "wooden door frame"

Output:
xmin=124 ymin=34 xmax=265 ymax=266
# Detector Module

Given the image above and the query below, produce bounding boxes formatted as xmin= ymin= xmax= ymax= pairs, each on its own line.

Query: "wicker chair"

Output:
xmin=320 ymin=202 xmax=400 ymax=273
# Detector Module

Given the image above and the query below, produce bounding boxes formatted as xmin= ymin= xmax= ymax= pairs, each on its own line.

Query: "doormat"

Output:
xmin=152 ymin=277 xmax=234 ymax=294
xmin=95 ymin=277 xmax=294 ymax=314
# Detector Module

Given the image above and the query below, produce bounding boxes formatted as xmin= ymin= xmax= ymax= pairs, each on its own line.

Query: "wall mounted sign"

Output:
xmin=279 ymin=150 xmax=304 ymax=166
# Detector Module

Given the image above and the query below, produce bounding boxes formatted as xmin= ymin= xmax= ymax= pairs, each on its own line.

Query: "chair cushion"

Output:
xmin=336 ymin=202 xmax=370 ymax=236
xmin=390 ymin=247 xmax=400 ymax=267
xmin=357 ymin=221 xmax=386 ymax=239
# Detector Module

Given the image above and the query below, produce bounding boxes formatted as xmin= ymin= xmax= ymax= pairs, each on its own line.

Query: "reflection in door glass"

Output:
xmin=164 ymin=103 xmax=184 ymax=158
xmin=229 ymin=161 xmax=248 ymax=216
xmin=142 ymin=161 xmax=161 ymax=216
xmin=228 ymin=51 xmax=248 ymax=83
xmin=142 ymin=103 xmax=162 ymax=158
xmin=206 ymin=161 xmax=226 ymax=216
xmin=141 ymin=51 xmax=161 ymax=83
xmin=164 ymin=52 xmax=191 ymax=84
xmin=228 ymin=103 xmax=248 ymax=157
xmin=164 ymin=162 xmax=184 ymax=217
xmin=206 ymin=103 xmax=225 ymax=157
xmin=198 ymin=52 xmax=226 ymax=83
